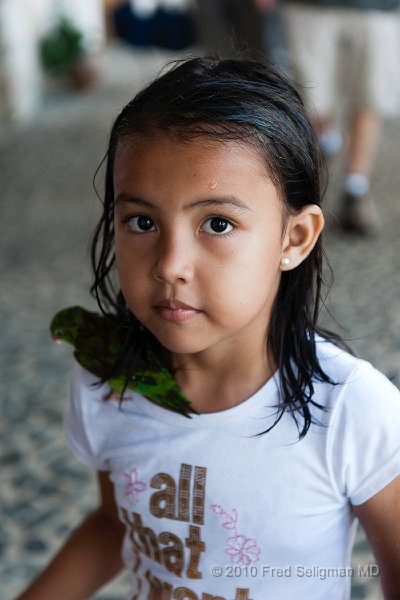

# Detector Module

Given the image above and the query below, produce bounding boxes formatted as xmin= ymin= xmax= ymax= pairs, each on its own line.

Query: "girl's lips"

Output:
xmin=155 ymin=306 xmax=201 ymax=323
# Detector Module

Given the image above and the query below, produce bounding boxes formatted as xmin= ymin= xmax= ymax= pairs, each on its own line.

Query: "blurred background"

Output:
xmin=1 ymin=1 xmax=399 ymax=599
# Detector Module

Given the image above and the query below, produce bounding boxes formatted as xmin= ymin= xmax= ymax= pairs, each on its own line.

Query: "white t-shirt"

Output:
xmin=64 ymin=337 xmax=400 ymax=600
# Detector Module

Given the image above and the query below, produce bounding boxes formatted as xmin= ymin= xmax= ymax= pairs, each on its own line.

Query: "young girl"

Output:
xmin=17 ymin=57 xmax=400 ymax=600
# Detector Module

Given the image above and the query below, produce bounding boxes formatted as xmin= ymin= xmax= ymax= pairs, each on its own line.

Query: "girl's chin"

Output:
xmin=154 ymin=338 xmax=204 ymax=356
xmin=147 ymin=328 xmax=209 ymax=356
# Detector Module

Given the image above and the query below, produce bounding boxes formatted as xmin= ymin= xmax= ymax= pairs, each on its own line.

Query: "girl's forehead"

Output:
xmin=112 ymin=131 xmax=284 ymax=225
xmin=114 ymin=131 xmax=270 ymax=177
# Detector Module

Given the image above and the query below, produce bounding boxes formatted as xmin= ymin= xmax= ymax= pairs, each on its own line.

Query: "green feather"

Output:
xmin=50 ymin=306 xmax=195 ymax=417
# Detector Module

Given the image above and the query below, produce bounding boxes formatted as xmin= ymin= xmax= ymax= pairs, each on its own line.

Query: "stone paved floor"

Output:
xmin=1 ymin=44 xmax=399 ymax=600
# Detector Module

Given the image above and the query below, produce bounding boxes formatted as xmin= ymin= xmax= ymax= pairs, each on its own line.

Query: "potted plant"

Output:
xmin=40 ymin=16 xmax=95 ymax=89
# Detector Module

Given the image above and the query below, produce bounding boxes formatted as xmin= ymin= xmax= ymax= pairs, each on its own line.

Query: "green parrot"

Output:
xmin=50 ymin=306 xmax=195 ymax=417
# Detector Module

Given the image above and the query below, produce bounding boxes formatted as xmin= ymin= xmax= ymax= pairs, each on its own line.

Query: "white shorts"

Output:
xmin=282 ymin=4 xmax=400 ymax=118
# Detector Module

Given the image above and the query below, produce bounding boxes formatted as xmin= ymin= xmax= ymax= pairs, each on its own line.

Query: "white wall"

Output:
xmin=0 ymin=0 xmax=104 ymax=122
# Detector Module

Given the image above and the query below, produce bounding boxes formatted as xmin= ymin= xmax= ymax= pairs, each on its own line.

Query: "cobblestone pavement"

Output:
xmin=1 ymin=44 xmax=399 ymax=600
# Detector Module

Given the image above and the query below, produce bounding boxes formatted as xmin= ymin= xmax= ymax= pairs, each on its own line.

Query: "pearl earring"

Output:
xmin=281 ymin=257 xmax=290 ymax=267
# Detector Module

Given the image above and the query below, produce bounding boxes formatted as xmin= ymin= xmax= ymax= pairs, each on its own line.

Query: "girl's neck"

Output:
xmin=170 ymin=346 xmax=276 ymax=414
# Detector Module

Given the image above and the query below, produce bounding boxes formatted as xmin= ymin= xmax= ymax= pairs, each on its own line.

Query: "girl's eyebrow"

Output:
xmin=114 ymin=193 xmax=254 ymax=214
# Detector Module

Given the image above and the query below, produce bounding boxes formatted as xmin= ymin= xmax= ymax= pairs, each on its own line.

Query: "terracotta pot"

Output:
xmin=68 ymin=60 xmax=96 ymax=90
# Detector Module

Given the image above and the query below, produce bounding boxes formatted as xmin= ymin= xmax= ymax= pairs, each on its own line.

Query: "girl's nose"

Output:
xmin=152 ymin=232 xmax=195 ymax=284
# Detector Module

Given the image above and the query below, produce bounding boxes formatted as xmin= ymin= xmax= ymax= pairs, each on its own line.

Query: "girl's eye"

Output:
xmin=127 ymin=216 xmax=156 ymax=233
xmin=202 ymin=217 xmax=234 ymax=235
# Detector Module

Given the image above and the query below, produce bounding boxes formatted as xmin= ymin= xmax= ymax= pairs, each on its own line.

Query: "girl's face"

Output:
xmin=113 ymin=133 xmax=286 ymax=362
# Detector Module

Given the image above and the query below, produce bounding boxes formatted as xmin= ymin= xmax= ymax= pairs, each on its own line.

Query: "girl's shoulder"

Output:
xmin=314 ymin=338 xmax=400 ymax=506
xmin=64 ymin=362 xmax=143 ymax=471
xmin=311 ymin=336 xmax=400 ymax=433
xmin=314 ymin=335 xmax=400 ymax=427
xmin=315 ymin=334 xmax=396 ymax=388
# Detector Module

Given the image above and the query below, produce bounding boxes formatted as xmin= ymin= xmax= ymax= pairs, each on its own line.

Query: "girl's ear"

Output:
xmin=280 ymin=205 xmax=324 ymax=270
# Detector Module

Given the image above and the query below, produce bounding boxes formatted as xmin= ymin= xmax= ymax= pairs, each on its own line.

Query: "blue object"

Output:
xmin=113 ymin=4 xmax=195 ymax=50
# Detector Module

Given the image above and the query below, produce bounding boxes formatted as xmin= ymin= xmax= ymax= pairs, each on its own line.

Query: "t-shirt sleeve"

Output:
xmin=328 ymin=362 xmax=400 ymax=506
xmin=63 ymin=362 xmax=110 ymax=471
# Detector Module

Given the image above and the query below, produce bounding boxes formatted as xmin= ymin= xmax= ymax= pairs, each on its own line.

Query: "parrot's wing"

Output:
xmin=133 ymin=349 xmax=196 ymax=416
xmin=127 ymin=369 xmax=195 ymax=417
xmin=51 ymin=306 xmax=195 ymax=417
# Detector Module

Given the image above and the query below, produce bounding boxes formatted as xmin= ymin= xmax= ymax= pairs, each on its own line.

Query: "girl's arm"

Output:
xmin=352 ymin=474 xmax=400 ymax=600
xmin=15 ymin=471 xmax=125 ymax=600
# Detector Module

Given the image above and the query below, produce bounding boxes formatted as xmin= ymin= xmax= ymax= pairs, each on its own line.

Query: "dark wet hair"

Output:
xmin=91 ymin=56 xmax=345 ymax=439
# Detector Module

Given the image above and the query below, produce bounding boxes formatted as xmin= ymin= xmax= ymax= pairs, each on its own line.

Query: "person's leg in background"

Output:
xmin=262 ymin=3 xmax=289 ymax=67
xmin=338 ymin=9 xmax=400 ymax=234
xmin=195 ymin=0 xmax=264 ymax=57
xmin=338 ymin=107 xmax=381 ymax=234
xmin=281 ymin=3 xmax=342 ymax=154
xmin=282 ymin=4 xmax=400 ymax=235
xmin=195 ymin=0 xmax=232 ymax=55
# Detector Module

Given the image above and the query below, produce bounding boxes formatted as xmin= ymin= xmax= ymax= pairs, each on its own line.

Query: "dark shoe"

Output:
xmin=337 ymin=193 xmax=381 ymax=236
